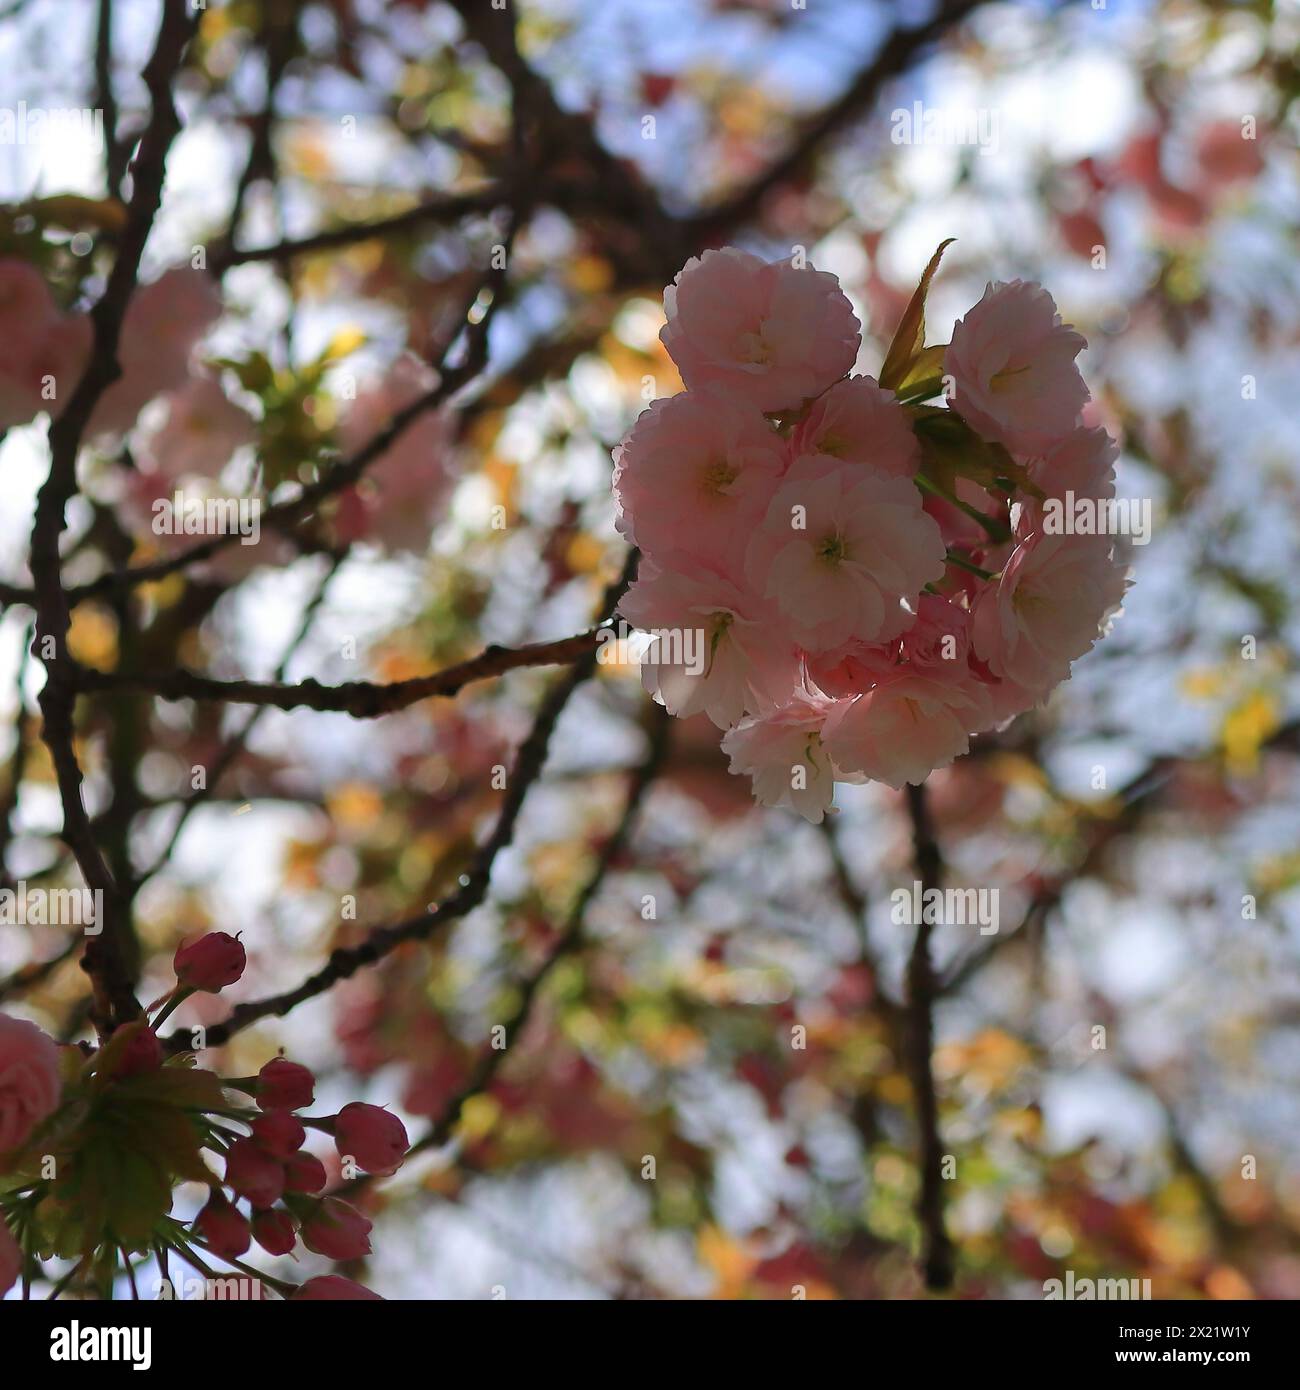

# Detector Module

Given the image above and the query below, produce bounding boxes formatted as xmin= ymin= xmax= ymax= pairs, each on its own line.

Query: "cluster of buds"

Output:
xmin=0 ymin=932 xmax=409 ymax=1300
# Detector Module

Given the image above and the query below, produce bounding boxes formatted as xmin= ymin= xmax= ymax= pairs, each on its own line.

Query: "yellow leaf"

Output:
xmin=67 ymin=606 xmax=118 ymax=671
xmin=1221 ymin=691 xmax=1280 ymax=776
xmin=327 ymin=782 xmax=384 ymax=832
xmin=697 ymin=1224 xmax=756 ymax=1298
xmin=879 ymin=239 xmax=955 ymax=392
xmin=568 ymin=255 xmax=614 ymax=294
xmin=323 ymin=326 xmax=367 ymax=361
xmin=455 ymin=1093 xmax=500 ymax=1142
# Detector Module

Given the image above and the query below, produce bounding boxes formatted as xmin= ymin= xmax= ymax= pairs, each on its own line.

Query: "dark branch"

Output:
xmin=161 ymin=553 xmax=638 ymax=1056
xmin=904 ymin=781 xmax=955 ymax=1291
xmin=79 ymin=627 xmax=606 ymax=715
xmin=28 ymin=1 xmax=199 ymax=1033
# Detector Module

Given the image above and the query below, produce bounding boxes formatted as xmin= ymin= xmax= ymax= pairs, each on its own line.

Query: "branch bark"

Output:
xmin=27 ymin=1 xmax=199 ymax=1033
xmin=904 ymin=780 xmax=954 ymax=1291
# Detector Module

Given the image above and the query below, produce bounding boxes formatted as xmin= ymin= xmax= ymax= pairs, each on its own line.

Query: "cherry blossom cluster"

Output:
xmin=614 ymin=248 xmax=1129 ymax=821
xmin=0 ymin=932 xmax=411 ymax=1300
xmin=0 ymin=257 xmax=454 ymax=557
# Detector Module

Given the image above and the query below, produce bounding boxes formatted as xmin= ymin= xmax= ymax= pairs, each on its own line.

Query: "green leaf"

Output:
xmin=212 ymin=352 xmax=274 ymax=396
xmin=121 ymin=1063 xmax=232 ymax=1114
xmin=911 ymin=407 xmax=1042 ymax=499
xmin=879 ymin=239 xmax=954 ymax=392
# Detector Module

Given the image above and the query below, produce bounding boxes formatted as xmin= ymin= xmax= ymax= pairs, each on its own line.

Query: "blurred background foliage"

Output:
xmin=1 ymin=0 xmax=1299 ymax=1298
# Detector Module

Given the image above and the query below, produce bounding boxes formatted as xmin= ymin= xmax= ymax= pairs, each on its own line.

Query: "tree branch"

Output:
xmin=904 ymin=781 xmax=954 ymax=1291
xmin=404 ymin=700 xmax=669 ymax=1165
xmin=79 ymin=626 xmax=607 ymax=714
xmin=28 ymin=1 xmax=199 ymax=1033
xmin=161 ymin=551 xmax=638 ymax=1055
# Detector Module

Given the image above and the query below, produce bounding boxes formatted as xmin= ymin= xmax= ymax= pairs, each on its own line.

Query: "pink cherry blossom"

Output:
xmin=721 ymin=685 xmax=856 ymax=823
xmin=1016 ymin=423 xmax=1117 ymax=535
xmin=612 ymin=390 xmax=787 ymax=563
xmin=89 ymin=268 xmax=223 ymax=438
xmin=971 ymin=531 xmax=1129 ymax=693
xmin=806 ymin=638 xmax=902 ymax=699
xmin=823 ymin=672 xmax=989 ymax=789
xmin=0 ymin=1012 xmax=62 ymax=1153
xmin=335 ymin=354 xmax=456 ymax=553
xmin=900 ymin=595 xmax=973 ymax=673
xmin=619 ymin=553 xmax=802 ymax=729
xmin=0 ymin=259 xmax=91 ymax=429
xmin=946 ymin=280 xmax=1089 ymax=454
xmin=744 ymin=455 xmax=946 ymax=652
xmin=791 ymin=375 xmax=919 ymax=476
xmin=660 ymin=248 xmax=860 ymax=414
xmin=136 ymin=372 xmax=257 ymax=479
xmin=611 ymin=251 xmax=1126 ymax=811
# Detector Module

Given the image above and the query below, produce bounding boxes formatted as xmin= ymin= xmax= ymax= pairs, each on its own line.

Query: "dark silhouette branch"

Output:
xmin=904 ymin=781 xmax=955 ymax=1291
xmin=27 ymin=1 xmax=199 ymax=1034
xmin=161 ymin=552 xmax=638 ymax=1056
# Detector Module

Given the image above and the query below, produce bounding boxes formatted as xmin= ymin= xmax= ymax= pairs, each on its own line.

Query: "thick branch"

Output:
xmin=904 ymin=781 xmax=954 ymax=1291
xmin=28 ymin=2 xmax=198 ymax=1032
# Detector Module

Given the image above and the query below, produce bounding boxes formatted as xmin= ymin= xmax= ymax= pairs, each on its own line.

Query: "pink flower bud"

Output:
xmin=0 ymin=1219 xmax=20 ymax=1297
xmin=284 ymin=1150 xmax=328 ymax=1194
xmin=110 ymin=1024 xmax=162 ymax=1079
xmin=196 ymin=1192 xmax=250 ymax=1260
xmin=224 ymin=1137 xmax=285 ymax=1208
xmin=251 ymin=1208 xmax=297 ymax=1257
xmin=300 ymin=1198 xmax=372 ymax=1261
xmin=0 ymin=1013 xmax=62 ymax=1153
xmin=251 ymin=1110 xmax=306 ymax=1158
xmin=293 ymin=1275 xmax=383 ymax=1300
xmin=173 ymin=932 xmax=246 ymax=992
xmin=256 ymin=1057 xmax=314 ymax=1111
xmin=333 ymin=1102 xmax=408 ymax=1176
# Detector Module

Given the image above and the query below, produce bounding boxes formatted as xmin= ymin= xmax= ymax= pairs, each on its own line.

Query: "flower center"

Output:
xmin=701 ymin=458 xmax=739 ymax=496
xmin=990 ymin=362 xmax=1032 ymax=393
xmin=817 ymin=533 xmax=848 ymax=565
xmin=818 ymin=431 xmax=846 ymax=457
xmin=738 ymin=321 xmax=773 ymax=365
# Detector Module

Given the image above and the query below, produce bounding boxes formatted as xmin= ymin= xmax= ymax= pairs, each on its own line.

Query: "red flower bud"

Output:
xmin=333 ymin=1102 xmax=408 ymax=1176
xmin=173 ymin=932 xmax=246 ymax=992
xmin=293 ymin=1275 xmax=383 ymax=1300
xmin=251 ymin=1110 xmax=306 ymax=1159
xmin=284 ymin=1150 xmax=328 ymax=1194
xmin=251 ymin=1208 xmax=297 ymax=1257
xmin=109 ymin=1024 xmax=162 ymax=1079
xmin=301 ymin=1198 xmax=372 ymax=1261
xmin=225 ymin=1137 xmax=285 ymax=1208
xmin=196 ymin=1192 xmax=250 ymax=1260
xmin=256 ymin=1057 xmax=314 ymax=1111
